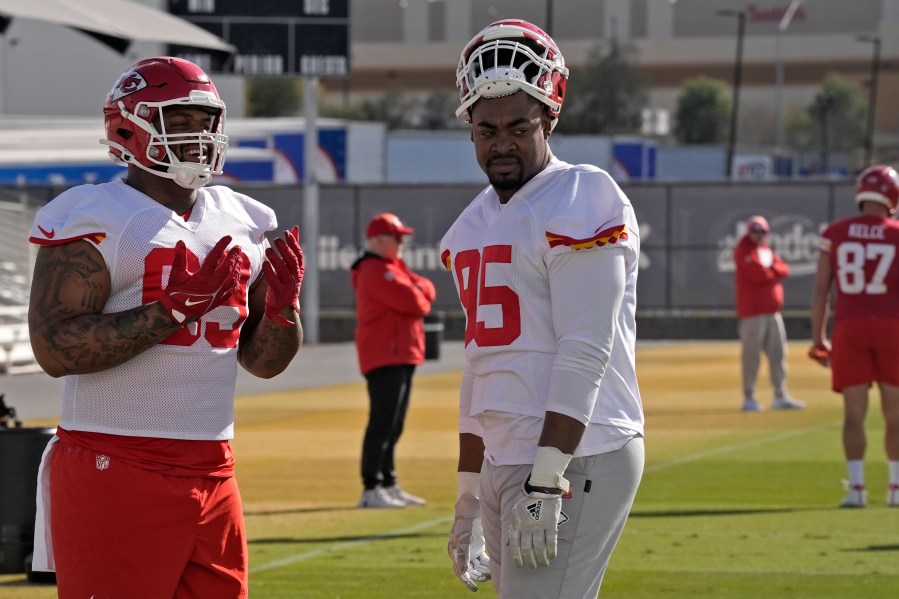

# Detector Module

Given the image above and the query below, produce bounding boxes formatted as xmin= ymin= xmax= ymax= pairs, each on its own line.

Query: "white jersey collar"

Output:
xmin=492 ymin=156 xmax=568 ymax=206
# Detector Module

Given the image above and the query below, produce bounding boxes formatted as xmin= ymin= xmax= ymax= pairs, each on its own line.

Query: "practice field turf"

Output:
xmin=3 ymin=341 xmax=899 ymax=598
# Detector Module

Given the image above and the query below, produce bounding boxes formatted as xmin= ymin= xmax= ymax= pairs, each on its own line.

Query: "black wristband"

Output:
xmin=524 ymin=474 xmax=563 ymax=495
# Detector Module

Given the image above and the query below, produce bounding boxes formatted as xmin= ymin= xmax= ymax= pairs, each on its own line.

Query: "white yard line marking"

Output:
xmin=645 ymin=419 xmax=840 ymax=473
xmin=251 ymin=515 xmax=452 ymax=573
xmin=251 ymin=422 xmax=842 ymax=573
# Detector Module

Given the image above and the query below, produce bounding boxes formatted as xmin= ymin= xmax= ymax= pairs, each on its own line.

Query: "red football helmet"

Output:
xmin=855 ymin=164 xmax=899 ymax=214
xmin=456 ymin=19 xmax=568 ymax=130
xmin=101 ymin=57 xmax=228 ymax=189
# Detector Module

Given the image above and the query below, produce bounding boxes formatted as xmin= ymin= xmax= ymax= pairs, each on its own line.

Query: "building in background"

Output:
xmin=346 ymin=0 xmax=898 ymax=152
xmin=0 ymin=1 xmax=893 ymax=172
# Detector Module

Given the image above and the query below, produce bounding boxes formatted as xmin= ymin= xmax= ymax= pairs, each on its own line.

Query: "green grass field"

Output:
xmin=3 ymin=341 xmax=898 ymax=598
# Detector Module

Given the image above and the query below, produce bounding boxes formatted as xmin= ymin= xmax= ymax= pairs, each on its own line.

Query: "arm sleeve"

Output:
xmin=29 ymin=206 xmax=106 ymax=248
xmin=543 ymin=247 xmax=626 ymax=424
xmin=458 ymin=361 xmax=483 ymax=436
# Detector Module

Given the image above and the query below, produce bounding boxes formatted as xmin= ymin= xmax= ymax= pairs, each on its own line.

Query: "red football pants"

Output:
xmin=49 ymin=441 xmax=248 ymax=599
xmin=831 ymin=318 xmax=899 ymax=392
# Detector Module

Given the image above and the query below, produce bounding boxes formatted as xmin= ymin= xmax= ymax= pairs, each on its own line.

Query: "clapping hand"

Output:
xmin=159 ymin=236 xmax=244 ymax=324
xmin=263 ymin=226 xmax=304 ymax=326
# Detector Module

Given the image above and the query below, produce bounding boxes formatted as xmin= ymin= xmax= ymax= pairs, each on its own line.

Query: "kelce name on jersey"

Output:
xmin=848 ymin=223 xmax=886 ymax=240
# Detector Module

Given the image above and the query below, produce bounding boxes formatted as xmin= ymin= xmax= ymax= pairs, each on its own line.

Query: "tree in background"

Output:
xmin=672 ymin=76 xmax=731 ymax=144
xmin=783 ymin=104 xmax=815 ymax=150
xmin=246 ymin=77 xmax=302 ymax=117
xmin=354 ymin=91 xmax=418 ymax=130
xmin=322 ymin=90 xmax=461 ymax=130
xmin=417 ymin=91 xmax=462 ymax=130
xmin=556 ymin=40 xmax=648 ymax=135
xmin=806 ymin=74 xmax=866 ymax=154
xmin=783 ymin=74 xmax=866 ymax=172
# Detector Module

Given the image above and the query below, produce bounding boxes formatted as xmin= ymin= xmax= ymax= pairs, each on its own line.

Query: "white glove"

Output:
xmin=505 ymin=483 xmax=563 ymax=570
xmin=448 ymin=493 xmax=492 ymax=592
xmin=468 ymin=516 xmax=491 ymax=583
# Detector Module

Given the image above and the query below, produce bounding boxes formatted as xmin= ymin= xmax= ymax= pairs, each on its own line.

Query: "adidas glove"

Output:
xmin=506 ymin=482 xmax=563 ymax=570
xmin=468 ymin=517 xmax=491 ymax=584
xmin=159 ymin=236 xmax=244 ymax=325
xmin=448 ymin=493 xmax=491 ymax=592
xmin=263 ymin=226 xmax=304 ymax=327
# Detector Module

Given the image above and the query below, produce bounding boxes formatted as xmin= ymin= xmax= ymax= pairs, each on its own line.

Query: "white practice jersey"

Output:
xmin=440 ymin=158 xmax=643 ymax=464
xmin=28 ymin=179 xmax=276 ymax=440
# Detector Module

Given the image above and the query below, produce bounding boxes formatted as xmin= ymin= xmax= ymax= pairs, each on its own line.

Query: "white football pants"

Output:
xmin=479 ymin=437 xmax=644 ymax=598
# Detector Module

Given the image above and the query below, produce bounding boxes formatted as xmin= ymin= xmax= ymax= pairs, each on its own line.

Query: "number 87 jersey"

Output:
xmin=439 ymin=159 xmax=643 ymax=431
xmin=820 ymin=213 xmax=899 ymax=319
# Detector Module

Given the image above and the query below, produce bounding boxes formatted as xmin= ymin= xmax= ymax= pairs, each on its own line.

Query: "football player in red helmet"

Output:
xmin=855 ymin=164 xmax=899 ymax=215
xmin=27 ymin=57 xmax=304 ymax=597
xmin=456 ymin=19 xmax=568 ymax=131
xmin=101 ymin=56 xmax=228 ymax=190
xmin=444 ymin=20 xmax=644 ymax=598
xmin=811 ymin=164 xmax=899 ymax=509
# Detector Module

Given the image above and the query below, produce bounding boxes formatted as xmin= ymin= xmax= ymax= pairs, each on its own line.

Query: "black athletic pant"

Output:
xmin=361 ymin=364 xmax=416 ymax=490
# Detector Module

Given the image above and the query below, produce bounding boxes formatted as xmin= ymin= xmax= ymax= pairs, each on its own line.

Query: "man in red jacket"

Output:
xmin=351 ymin=213 xmax=437 ymax=507
xmin=734 ymin=215 xmax=805 ymax=412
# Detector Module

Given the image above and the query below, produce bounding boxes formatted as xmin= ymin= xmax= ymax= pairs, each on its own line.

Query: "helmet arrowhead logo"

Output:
xmin=109 ymin=71 xmax=147 ymax=101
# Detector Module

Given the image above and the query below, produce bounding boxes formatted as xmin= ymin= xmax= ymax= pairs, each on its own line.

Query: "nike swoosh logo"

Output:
xmin=184 ymin=298 xmax=207 ymax=306
xmin=37 ymin=225 xmax=55 ymax=238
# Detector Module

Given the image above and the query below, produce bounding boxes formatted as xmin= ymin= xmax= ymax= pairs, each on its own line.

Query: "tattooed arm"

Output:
xmin=237 ymin=274 xmax=302 ymax=379
xmin=28 ymin=241 xmax=183 ymax=378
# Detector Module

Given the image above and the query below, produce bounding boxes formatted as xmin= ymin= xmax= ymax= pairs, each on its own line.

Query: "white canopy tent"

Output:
xmin=0 ymin=0 xmax=234 ymax=55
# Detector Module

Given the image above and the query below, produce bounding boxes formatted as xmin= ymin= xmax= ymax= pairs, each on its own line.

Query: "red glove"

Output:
xmin=808 ymin=343 xmax=831 ymax=368
xmin=263 ymin=226 xmax=304 ymax=326
xmin=159 ymin=236 xmax=244 ymax=324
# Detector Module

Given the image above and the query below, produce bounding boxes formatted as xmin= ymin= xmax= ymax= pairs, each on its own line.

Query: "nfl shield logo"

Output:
xmin=96 ymin=454 xmax=110 ymax=471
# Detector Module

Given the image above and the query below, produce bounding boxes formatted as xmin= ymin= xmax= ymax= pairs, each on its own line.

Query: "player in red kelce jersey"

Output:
xmin=811 ymin=164 xmax=899 ymax=509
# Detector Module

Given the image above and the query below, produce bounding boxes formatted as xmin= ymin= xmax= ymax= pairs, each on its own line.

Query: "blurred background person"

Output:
xmin=810 ymin=165 xmax=899 ymax=508
xmin=351 ymin=213 xmax=436 ymax=508
xmin=734 ymin=215 xmax=804 ymax=412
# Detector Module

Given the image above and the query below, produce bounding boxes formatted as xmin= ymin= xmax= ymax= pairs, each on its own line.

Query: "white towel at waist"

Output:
xmin=32 ymin=435 xmax=59 ymax=572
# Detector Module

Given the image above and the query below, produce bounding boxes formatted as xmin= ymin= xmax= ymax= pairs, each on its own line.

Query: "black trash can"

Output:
xmin=423 ymin=311 xmax=445 ymax=361
xmin=0 ymin=426 xmax=55 ymax=573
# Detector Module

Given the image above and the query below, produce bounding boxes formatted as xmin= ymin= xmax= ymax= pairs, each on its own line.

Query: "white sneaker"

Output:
xmin=772 ymin=396 xmax=805 ymax=410
xmin=358 ymin=487 xmax=406 ymax=509
xmin=887 ymin=484 xmax=899 ymax=507
xmin=383 ymin=484 xmax=426 ymax=506
xmin=741 ymin=397 xmax=763 ymax=412
xmin=839 ymin=482 xmax=867 ymax=508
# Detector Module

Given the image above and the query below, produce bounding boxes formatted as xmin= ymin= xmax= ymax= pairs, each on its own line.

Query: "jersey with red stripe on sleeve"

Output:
xmin=28 ymin=178 xmax=276 ymax=441
xmin=439 ymin=158 xmax=642 ymax=462
xmin=819 ymin=214 xmax=899 ymax=320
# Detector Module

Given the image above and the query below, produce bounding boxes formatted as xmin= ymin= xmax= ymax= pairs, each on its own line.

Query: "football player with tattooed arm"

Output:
xmin=442 ymin=21 xmax=644 ymax=598
xmin=26 ymin=57 xmax=303 ymax=598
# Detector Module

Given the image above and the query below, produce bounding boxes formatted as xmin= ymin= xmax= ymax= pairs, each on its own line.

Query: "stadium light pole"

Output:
xmin=545 ymin=0 xmax=554 ymax=35
xmin=717 ymin=9 xmax=746 ymax=179
xmin=775 ymin=1 xmax=803 ymax=150
xmin=303 ymin=77 xmax=320 ymax=344
xmin=857 ymin=34 xmax=881 ymax=166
